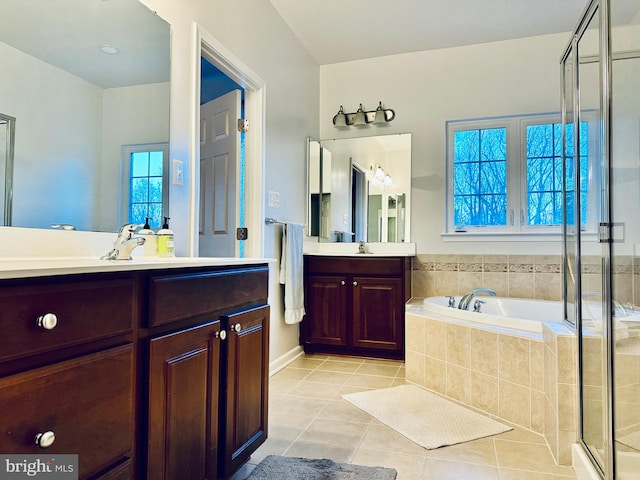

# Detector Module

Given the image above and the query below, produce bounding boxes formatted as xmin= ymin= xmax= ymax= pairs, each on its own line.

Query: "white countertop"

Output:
xmin=0 ymin=256 xmax=273 ymax=280
xmin=303 ymin=241 xmax=416 ymax=257
xmin=304 ymin=252 xmax=414 ymax=257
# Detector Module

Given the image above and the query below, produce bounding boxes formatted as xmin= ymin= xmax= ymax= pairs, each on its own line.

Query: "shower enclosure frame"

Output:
xmin=561 ymin=0 xmax=640 ymax=478
xmin=0 ymin=112 xmax=15 ymax=226
xmin=561 ymin=0 xmax=611 ymax=476
xmin=560 ymin=0 xmax=615 ymax=479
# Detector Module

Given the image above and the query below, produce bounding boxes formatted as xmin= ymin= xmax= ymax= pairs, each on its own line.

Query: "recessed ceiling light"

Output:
xmin=100 ymin=45 xmax=119 ymax=55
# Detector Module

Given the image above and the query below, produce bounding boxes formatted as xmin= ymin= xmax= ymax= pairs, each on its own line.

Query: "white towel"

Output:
xmin=280 ymin=223 xmax=305 ymax=324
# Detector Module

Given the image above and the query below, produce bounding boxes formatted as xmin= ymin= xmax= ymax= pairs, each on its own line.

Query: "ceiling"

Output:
xmin=4 ymin=1 xmax=639 ymax=87
xmin=270 ymin=0 xmax=640 ymax=65
xmin=0 ymin=0 xmax=170 ymax=89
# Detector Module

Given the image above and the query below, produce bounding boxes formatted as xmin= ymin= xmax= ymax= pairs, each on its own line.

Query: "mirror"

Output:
xmin=307 ymin=133 xmax=411 ymax=243
xmin=0 ymin=0 xmax=170 ymax=232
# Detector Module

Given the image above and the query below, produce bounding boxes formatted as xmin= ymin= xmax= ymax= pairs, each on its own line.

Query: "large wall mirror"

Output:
xmin=0 ymin=0 xmax=170 ymax=232
xmin=307 ymin=133 xmax=411 ymax=243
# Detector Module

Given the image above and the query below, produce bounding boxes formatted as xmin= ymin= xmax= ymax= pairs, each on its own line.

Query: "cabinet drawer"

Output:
xmin=0 ymin=276 xmax=135 ymax=363
xmin=148 ymin=266 xmax=268 ymax=327
xmin=305 ymin=255 xmax=405 ymax=276
xmin=0 ymin=345 xmax=134 ymax=479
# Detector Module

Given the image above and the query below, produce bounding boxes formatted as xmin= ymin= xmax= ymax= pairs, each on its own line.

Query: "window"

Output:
xmin=446 ymin=114 xmax=595 ymax=235
xmin=121 ymin=143 xmax=169 ymax=229
xmin=453 ymin=127 xmax=507 ymax=227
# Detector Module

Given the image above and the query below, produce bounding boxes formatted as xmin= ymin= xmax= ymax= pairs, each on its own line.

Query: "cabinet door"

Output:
xmin=147 ymin=321 xmax=221 ymax=480
xmin=220 ymin=305 xmax=269 ymax=478
xmin=302 ymin=275 xmax=347 ymax=346
xmin=0 ymin=345 xmax=133 ymax=480
xmin=352 ymin=276 xmax=403 ymax=352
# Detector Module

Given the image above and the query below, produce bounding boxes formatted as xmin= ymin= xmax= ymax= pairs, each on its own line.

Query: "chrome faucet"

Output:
xmin=51 ymin=223 xmax=77 ymax=231
xmin=358 ymin=241 xmax=368 ymax=254
xmin=458 ymin=288 xmax=496 ymax=310
xmin=101 ymin=223 xmax=145 ymax=260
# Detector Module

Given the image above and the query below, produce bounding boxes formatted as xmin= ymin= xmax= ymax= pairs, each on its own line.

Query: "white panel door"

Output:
xmin=199 ymin=90 xmax=241 ymax=257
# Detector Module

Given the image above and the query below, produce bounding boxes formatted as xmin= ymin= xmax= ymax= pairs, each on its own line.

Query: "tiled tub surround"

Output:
xmin=412 ymin=254 xmax=563 ymax=301
xmin=411 ymin=253 xmax=639 ymax=305
xmin=405 ymin=300 xmax=577 ymax=466
xmin=543 ymin=323 xmax=578 ymax=466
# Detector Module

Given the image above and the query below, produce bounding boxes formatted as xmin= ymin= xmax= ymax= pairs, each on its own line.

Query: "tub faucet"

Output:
xmin=101 ymin=223 xmax=145 ymax=260
xmin=458 ymin=288 xmax=496 ymax=310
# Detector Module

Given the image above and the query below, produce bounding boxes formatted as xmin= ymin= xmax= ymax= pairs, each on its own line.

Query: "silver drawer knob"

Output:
xmin=353 ymin=281 xmax=358 ymax=286
xmin=215 ymin=330 xmax=227 ymax=341
xmin=231 ymin=323 xmax=242 ymax=333
xmin=34 ymin=431 xmax=55 ymax=448
xmin=37 ymin=313 xmax=58 ymax=330
xmin=341 ymin=280 xmax=346 ymax=286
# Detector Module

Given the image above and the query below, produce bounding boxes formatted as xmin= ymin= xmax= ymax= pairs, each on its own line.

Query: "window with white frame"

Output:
xmin=445 ymin=113 xmax=595 ymax=235
xmin=121 ymin=143 xmax=169 ymax=229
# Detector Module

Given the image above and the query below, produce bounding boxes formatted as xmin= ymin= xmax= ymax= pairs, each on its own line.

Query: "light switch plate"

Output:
xmin=172 ymin=159 xmax=184 ymax=187
xmin=269 ymin=191 xmax=280 ymax=207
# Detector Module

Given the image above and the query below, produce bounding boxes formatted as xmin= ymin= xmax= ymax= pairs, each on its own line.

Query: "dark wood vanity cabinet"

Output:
xmin=302 ymin=256 xmax=411 ymax=359
xmin=219 ymin=306 xmax=269 ymax=478
xmin=0 ymin=274 xmax=137 ymax=480
xmin=146 ymin=308 xmax=269 ymax=480
xmin=1 ymin=263 xmax=269 ymax=480
xmin=303 ymin=274 xmax=348 ymax=346
xmin=145 ymin=267 xmax=269 ymax=480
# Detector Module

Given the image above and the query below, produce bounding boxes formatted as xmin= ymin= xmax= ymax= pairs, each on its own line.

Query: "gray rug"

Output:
xmin=244 ymin=455 xmax=397 ymax=480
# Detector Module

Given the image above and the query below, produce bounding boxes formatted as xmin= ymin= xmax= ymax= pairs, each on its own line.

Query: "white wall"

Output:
xmin=141 ymin=0 xmax=319 ymax=365
xmin=320 ymin=32 xmax=573 ymax=255
xmin=99 ymin=82 xmax=170 ymax=232
xmin=0 ymin=41 xmax=103 ymax=231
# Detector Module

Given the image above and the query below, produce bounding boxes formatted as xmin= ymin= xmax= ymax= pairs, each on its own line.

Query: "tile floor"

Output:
xmin=231 ymin=354 xmax=577 ymax=480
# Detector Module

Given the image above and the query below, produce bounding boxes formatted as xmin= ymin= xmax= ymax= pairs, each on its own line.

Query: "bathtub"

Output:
xmin=405 ymin=294 xmax=577 ymax=464
xmin=420 ymin=295 xmax=563 ymax=335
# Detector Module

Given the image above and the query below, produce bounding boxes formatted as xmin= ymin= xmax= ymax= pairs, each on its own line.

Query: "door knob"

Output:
xmin=341 ymin=280 xmax=346 ymax=286
xmin=34 ymin=431 xmax=55 ymax=448
xmin=37 ymin=313 xmax=58 ymax=330
xmin=353 ymin=281 xmax=358 ymax=286
xmin=231 ymin=323 xmax=242 ymax=333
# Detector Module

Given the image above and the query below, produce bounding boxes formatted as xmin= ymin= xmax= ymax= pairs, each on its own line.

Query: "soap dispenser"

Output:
xmin=139 ymin=217 xmax=157 ymax=257
xmin=157 ymin=217 xmax=175 ymax=257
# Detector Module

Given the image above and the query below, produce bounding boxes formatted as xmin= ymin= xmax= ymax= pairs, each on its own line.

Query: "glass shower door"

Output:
xmin=565 ymin=1 xmax=640 ymax=478
xmin=563 ymin=1 xmax=608 ymax=476
xmin=610 ymin=0 xmax=640 ymax=476
xmin=580 ymin=7 xmax=607 ymax=476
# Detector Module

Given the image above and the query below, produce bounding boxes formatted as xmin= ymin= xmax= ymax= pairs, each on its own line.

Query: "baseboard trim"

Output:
xmin=269 ymin=345 xmax=304 ymax=376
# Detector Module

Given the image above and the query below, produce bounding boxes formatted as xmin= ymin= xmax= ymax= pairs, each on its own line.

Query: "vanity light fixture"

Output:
xmin=333 ymin=106 xmax=348 ymax=128
xmin=332 ymin=101 xmax=395 ymax=128
xmin=353 ymin=104 xmax=367 ymax=127
xmin=368 ymin=163 xmax=392 ymax=186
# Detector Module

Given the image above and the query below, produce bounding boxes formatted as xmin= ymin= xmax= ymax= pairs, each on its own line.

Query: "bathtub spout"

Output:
xmin=458 ymin=288 xmax=496 ymax=310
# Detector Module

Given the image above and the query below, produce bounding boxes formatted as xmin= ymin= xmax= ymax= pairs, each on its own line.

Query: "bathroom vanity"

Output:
xmin=302 ymin=254 xmax=411 ymax=359
xmin=0 ymin=258 xmax=270 ymax=480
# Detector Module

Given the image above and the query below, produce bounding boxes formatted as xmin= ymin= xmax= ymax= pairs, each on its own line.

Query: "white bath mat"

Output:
xmin=342 ymin=384 xmax=512 ymax=449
